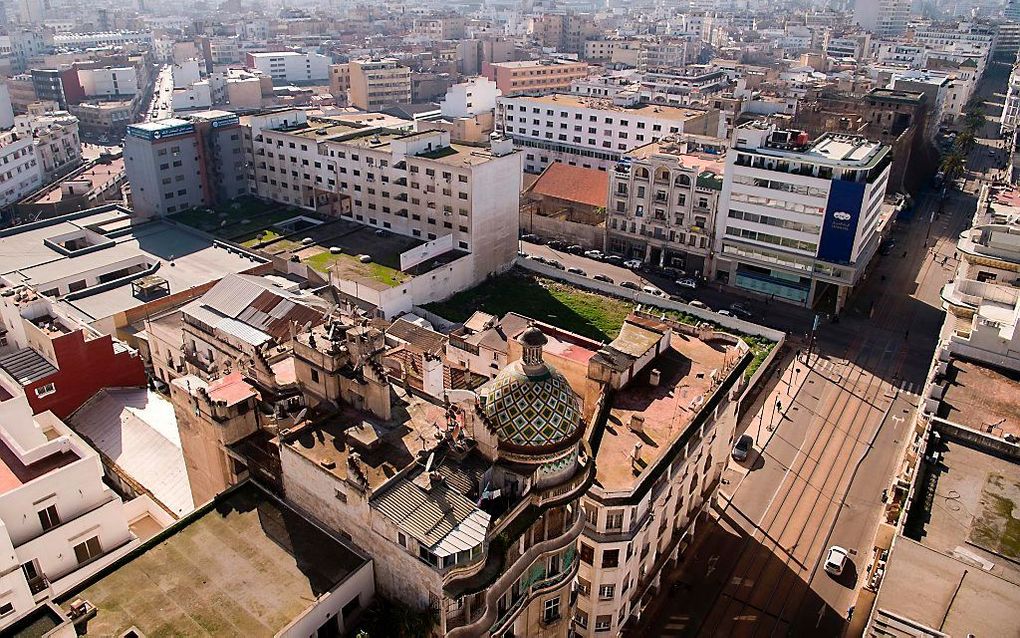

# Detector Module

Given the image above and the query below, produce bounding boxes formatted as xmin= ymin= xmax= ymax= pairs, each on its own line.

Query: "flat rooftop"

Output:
xmin=508 ymin=93 xmax=708 ymax=123
xmin=938 ymin=358 xmax=1020 ymax=439
xmin=596 ymin=332 xmax=731 ymax=492
xmin=59 ymin=482 xmax=368 ymax=636
xmin=0 ymin=435 xmax=78 ymax=496
xmin=0 ymin=208 xmax=266 ymax=322
xmin=284 ymin=393 xmax=447 ymax=492
xmin=880 ymin=435 xmax=1020 ymax=636
xmin=27 ymin=157 xmax=125 ymax=205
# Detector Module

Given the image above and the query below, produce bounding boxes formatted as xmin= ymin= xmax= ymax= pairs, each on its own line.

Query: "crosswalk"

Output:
xmin=806 ymin=357 xmax=921 ymax=397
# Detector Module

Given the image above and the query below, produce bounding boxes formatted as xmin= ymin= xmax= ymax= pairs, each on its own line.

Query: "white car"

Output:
xmin=641 ymin=285 xmax=661 ymax=296
xmin=824 ymin=546 xmax=849 ymax=576
xmin=584 ymin=250 xmax=604 ymax=259
xmin=624 ymin=259 xmax=644 ymax=269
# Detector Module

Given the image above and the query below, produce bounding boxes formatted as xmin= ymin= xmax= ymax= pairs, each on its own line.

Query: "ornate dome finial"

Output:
xmin=518 ymin=324 xmax=548 ymax=377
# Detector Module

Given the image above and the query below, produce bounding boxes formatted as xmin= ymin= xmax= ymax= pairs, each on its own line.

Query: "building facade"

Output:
xmin=716 ymin=120 xmax=892 ymax=311
xmin=348 ymin=59 xmax=412 ymax=111
xmin=483 ymin=60 xmax=590 ymax=96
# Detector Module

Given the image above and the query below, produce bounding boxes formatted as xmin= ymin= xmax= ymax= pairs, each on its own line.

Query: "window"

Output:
xmin=549 ymin=552 xmax=561 ymax=576
xmin=606 ymin=510 xmax=624 ymax=531
xmin=311 ymin=369 xmax=320 ymax=383
xmin=543 ymin=596 xmax=560 ymax=623
xmin=598 ymin=584 xmax=615 ymax=600
xmin=575 ymin=609 xmax=589 ymax=628
xmin=580 ymin=542 xmax=594 ymax=564
xmin=35 ymin=383 xmax=55 ymax=398
xmin=595 ymin=614 xmax=612 ymax=632
xmin=602 ymin=549 xmax=619 ymax=568
xmin=38 ymin=504 xmax=59 ymax=530
xmin=73 ymin=536 xmax=102 ymax=565
xmin=0 ymin=603 xmax=12 ymax=618
xmin=577 ymin=577 xmax=591 ymax=596
xmin=398 ymin=532 xmax=407 ymax=547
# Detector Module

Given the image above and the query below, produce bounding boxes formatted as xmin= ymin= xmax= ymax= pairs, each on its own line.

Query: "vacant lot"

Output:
xmin=425 ymin=270 xmax=633 ymax=342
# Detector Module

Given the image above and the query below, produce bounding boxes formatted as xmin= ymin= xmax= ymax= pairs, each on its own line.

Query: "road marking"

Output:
xmin=707 ymin=554 xmax=718 ymax=577
xmin=816 ymin=604 xmax=826 ymax=628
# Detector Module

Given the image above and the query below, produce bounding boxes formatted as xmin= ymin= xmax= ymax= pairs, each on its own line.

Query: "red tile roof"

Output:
xmin=527 ymin=163 xmax=609 ymax=209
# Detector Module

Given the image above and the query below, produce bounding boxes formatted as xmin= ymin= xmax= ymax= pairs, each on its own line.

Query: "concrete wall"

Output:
xmin=519 ymin=259 xmax=785 ymax=341
xmin=520 ymin=213 xmax=604 ymax=250
xmin=279 ymin=560 xmax=375 ymax=638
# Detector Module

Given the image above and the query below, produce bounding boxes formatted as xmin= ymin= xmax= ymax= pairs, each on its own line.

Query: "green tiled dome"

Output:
xmin=480 ymin=360 xmax=582 ymax=450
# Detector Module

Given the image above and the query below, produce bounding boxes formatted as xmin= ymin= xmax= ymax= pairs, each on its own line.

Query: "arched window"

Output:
xmin=654 ymin=167 xmax=670 ymax=182
xmin=635 ymin=166 xmax=650 ymax=180
xmin=674 ymin=173 xmax=692 ymax=188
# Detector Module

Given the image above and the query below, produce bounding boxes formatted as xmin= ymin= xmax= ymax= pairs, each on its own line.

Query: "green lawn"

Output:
xmin=240 ymin=229 xmax=282 ymax=248
xmin=169 ymin=197 xmax=301 ymax=239
xmin=424 ymin=272 xmax=633 ymax=342
xmin=304 ymin=251 xmax=409 ymax=286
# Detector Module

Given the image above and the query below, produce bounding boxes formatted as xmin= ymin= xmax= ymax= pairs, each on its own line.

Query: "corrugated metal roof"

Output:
xmin=200 ymin=274 xmax=269 ymax=317
xmin=0 ymin=348 xmax=57 ymax=385
xmin=374 ymin=474 xmax=490 ymax=556
xmin=216 ymin=317 xmax=272 ymax=347
xmin=387 ymin=318 xmax=447 ymax=355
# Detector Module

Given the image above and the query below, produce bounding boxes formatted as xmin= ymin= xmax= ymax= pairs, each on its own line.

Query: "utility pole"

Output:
xmin=805 ymin=313 xmax=820 ymax=363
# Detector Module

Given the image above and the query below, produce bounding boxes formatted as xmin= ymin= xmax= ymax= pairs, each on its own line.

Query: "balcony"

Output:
xmin=446 ymin=510 xmax=585 ymax=638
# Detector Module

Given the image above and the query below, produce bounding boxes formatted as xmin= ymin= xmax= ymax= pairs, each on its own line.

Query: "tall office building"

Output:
xmin=348 ymin=59 xmax=412 ymax=111
xmin=715 ymin=119 xmax=891 ymax=312
xmin=124 ymin=111 xmax=246 ymax=217
xmin=853 ymin=0 xmax=910 ymax=38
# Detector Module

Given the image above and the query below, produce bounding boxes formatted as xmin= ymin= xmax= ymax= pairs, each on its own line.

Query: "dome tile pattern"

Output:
xmin=481 ymin=363 xmax=581 ymax=449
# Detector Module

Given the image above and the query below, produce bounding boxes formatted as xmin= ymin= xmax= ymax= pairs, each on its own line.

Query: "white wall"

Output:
xmin=78 ymin=67 xmax=138 ymax=98
xmin=250 ymin=53 xmax=329 ymax=83
xmin=441 ymin=77 xmax=500 ymax=118
xmin=172 ymin=59 xmax=202 ymax=89
xmin=0 ymin=83 xmax=14 ymax=130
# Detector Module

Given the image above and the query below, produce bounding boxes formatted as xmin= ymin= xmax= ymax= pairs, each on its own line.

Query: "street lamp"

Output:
xmin=768 ymin=398 xmax=782 ymax=431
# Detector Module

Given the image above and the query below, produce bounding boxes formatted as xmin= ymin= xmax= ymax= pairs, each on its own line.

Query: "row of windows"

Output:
xmin=728 ymin=209 xmax=821 ymax=235
xmin=730 ymin=173 xmax=828 ymax=198
xmin=729 ymin=190 xmax=824 ymax=215
xmin=725 ymin=226 xmax=817 ymax=253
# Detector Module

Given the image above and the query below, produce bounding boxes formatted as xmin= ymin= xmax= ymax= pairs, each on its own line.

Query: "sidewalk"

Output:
xmin=722 ymin=341 xmax=814 ymax=499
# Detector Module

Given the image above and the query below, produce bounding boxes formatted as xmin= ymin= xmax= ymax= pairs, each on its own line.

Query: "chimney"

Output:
xmin=629 ymin=414 xmax=645 ymax=432
xmin=649 ymin=369 xmax=661 ymax=386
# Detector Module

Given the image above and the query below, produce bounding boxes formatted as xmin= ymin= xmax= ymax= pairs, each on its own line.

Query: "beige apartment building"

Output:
xmin=348 ymin=58 xmax=411 ymax=111
xmin=483 ymin=59 xmax=589 ymax=96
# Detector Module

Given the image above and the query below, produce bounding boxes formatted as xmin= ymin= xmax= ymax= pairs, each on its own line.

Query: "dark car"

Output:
xmin=728 ymin=303 xmax=754 ymax=320
xmin=521 ymin=233 xmax=541 ymax=243
xmin=566 ymin=244 xmax=584 ymax=255
xmin=547 ymin=239 xmax=567 ymax=250
xmin=620 ymin=280 xmax=640 ymax=290
xmin=732 ymin=434 xmax=754 ymax=462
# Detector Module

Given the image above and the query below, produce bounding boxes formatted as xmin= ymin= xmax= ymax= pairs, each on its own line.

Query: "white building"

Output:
xmin=171 ymin=59 xmax=202 ymax=89
xmin=440 ymin=76 xmax=499 ymax=118
xmin=77 ymin=67 xmax=138 ymax=99
xmin=13 ymin=111 xmax=81 ymax=179
xmin=51 ymin=31 xmax=152 ymax=49
xmin=171 ymin=81 xmax=213 ymax=112
xmin=1002 ymin=64 xmax=1020 ymax=135
xmin=247 ymin=52 xmax=329 ymax=84
xmin=0 ymin=132 xmax=42 ymax=208
xmin=247 ymin=112 xmax=522 ymax=317
xmin=495 ymin=93 xmax=720 ymax=173
xmin=0 ymin=389 xmax=136 ymax=629
xmin=716 ymin=120 xmax=892 ymax=311
xmin=0 ymin=84 xmax=14 ymax=130
xmin=853 ymin=0 xmax=910 ymax=38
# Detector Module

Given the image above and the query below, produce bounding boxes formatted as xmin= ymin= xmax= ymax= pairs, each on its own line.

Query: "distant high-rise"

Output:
xmin=853 ymin=0 xmax=910 ymax=38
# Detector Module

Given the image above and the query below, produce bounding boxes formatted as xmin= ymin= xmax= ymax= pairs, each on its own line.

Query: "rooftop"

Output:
xmin=506 ymin=92 xmax=709 ymax=123
xmin=58 ymin=482 xmax=368 ymax=637
xmin=284 ymin=392 xmax=447 ymax=493
xmin=69 ymin=388 xmax=194 ymax=516
xmin=596 ymin=332 xmax=731 ymax=493
xmin=0 ymin=207 xmax=267 ymax=322
xmin=526 ymin=162 xmax=610 ymax=209
xmin=0 ymin=429 xmax=79 ymax=496
xmin=27 ymin=157 xmax=125 ymax=205
xmin=937 ymin=358 xmax=1020 ymax=439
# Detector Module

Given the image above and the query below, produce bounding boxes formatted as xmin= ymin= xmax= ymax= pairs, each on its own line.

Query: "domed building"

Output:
xmin=443 ymin=325 xmax=593 ymax=638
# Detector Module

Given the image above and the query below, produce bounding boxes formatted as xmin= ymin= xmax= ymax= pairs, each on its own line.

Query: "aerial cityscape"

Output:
xmin=0 ymin=0 xmax=1017 ymax=636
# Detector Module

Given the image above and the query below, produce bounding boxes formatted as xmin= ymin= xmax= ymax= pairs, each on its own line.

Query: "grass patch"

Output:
xmin=305 ymin=251 xmax=409 ymax=286
xmin=240 ymin=229 xmax=282 ymax=248
xmin=969 ymin=472 xmax=1020 ymax=560
xmin=170 ymin=196 xmax=302 ymax=239
xmin=424 ymin=271 xmax=632 ymax=342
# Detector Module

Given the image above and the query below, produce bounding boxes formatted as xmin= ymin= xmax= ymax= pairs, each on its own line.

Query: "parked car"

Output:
xmin=661 ymin=266 xmax=684 ymax=278
xmin=593 ymin=274 xmax=614 ymax=283
xmin=603 ymin=255 xmax=623 ymax=264
xmin=729 ymin=303 xmax=754 ymax=320
xmin=642 ymin=285 xmax=662 ymax=296
xmin=624 ymin=259 xmax=644 ymax=269
xmin=824 ymin=546 xmax=850 ymax=576
xmin=547 ymin=239 xmax=567 ymax=250
xmin=566 ymin=244 xmax=584 ymax=255
xmin=531 ymin=255 xmax=547 ymax=264
xmin=717 ymin=309 xmax=734 ymax=317
xmin=521 ymin=233 xmax=541 ymax=243
xmin=566 ymin=266 xmax=586 ymax=276
xmin=546 ymin=259 xmax=564 ymax=270
xmin=584 ymin=250 xmax=604 ymax=259
xmin=732 ymin=434 xmax=754 ymax=462
xmin=620 ymin=280 xmax=640 ymax=290
xmin=676 ymin=278 xmax=699 ymax=289
xmin=688 ymin=299 xmax=708 ymax=309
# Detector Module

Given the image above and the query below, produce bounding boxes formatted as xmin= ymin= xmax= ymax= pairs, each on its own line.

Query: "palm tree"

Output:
xmin=940 ymin=151 xmax=965 ymax=180
xmin=954 ymin=130 xmax=975 ymax=152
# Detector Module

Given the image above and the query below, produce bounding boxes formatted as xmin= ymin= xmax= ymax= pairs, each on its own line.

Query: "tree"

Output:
xmin=940 ymin=151 xmax=965 ymax=180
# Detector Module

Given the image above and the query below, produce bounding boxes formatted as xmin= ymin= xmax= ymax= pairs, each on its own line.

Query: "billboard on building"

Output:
xmin=816 ymin=179 xmax=866 ymax=265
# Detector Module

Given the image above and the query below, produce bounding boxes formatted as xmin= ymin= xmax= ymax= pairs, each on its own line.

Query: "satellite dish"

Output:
xmin=424 ymin=451 xmax=435 ymax=473
xmin=292 ymin=408 xmax=308 ymax=425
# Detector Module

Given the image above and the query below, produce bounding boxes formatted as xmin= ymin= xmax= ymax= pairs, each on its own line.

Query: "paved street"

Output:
xmin=147 ymin=65 xmax=174 ymax=122
xmin=627 ymin=60 xmax=1010 ymax=638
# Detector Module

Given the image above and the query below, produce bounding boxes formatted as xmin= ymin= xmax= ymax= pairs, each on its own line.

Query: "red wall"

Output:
xmin=24 ymin=331 xmax=147 ymax=419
